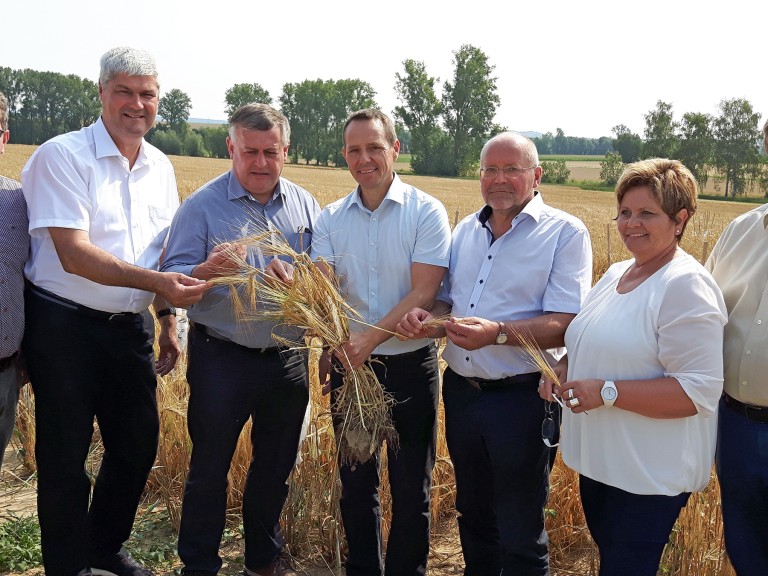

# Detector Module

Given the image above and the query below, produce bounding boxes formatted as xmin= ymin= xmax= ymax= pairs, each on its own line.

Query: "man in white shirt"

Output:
xmin=397 ymin=132 xmax=592 ymax=575
xmin=311 ymin=109 xmax=451 ymax=576
xmin=21 ymin=47 xmax=206 ymax=576
xmin=706 ymin=119 xmax=768 ymax=576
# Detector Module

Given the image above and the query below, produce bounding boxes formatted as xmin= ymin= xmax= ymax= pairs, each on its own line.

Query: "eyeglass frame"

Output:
xmin=480 ymin=165 xmax=537 ymax=179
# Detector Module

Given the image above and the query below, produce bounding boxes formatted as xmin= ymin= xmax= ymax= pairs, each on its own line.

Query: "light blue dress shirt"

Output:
xmin=441 ymin=192 xmax=593 ymax=379
xmin=161 ymin=171 xmax=320 ymax=348
xmin=310 ymin=174 xmax=451 ymax=355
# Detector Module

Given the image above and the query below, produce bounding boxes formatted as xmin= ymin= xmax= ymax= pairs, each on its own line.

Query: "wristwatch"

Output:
xmin=495 ymin=321 xmax=508 ymax=345
xmin=156 ymin=307 xmax=177 ymax=318
xmin=601 ymin=380 xmax=618 ymax=407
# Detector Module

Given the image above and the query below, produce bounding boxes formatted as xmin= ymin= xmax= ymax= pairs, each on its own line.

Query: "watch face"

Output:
xmin=496 ymin=332 xmax=508 ymax=345
xmin=603 ymin=387 xmax=617 ymax=400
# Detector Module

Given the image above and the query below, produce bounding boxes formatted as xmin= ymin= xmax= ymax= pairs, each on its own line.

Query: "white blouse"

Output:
xmin=561 ymin=252 xmax=727 ymax=496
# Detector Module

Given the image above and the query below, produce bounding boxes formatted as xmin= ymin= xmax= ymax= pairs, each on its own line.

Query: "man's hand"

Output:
xmin=444 ymin=316 xmax=498 ymax=351
xmin=154 ymin=273 xmax=208 ymax=308
xmin=334 ymin=331 xmax=377 ymax=371
xmin=155 ymin=317 xmax=181 ymax=376
xmin=396 ymin=307 xmax=440 ymax=340
xmin=264 ymin=259 xmax=294 ymax=284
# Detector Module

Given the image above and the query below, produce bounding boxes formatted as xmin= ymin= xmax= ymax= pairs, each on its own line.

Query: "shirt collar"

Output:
xmin=93 ymin=117 xmax=149 ymax=166
xmin=227 ymin=172 xmax=284 ymax=205
xmin=345 ymin=172 xmax=405 ymax=212
xmin=477 ymin=190 xmax=544 ymax=225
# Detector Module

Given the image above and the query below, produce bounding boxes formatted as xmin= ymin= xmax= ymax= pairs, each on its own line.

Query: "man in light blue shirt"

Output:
xmin=397 ymin=132 xmax=592 ymax=575
xmin=310 ymin=109 xmax=451 ymax=576
xmin=161 ymin=103 xmax=319 ymax=576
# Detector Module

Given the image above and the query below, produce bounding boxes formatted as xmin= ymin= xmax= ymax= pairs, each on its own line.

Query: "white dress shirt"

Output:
xmin=22 ymin=118 xmax=178 ymax=313
xmin=310 ymin=174 xmax=451 ymax=355
xmin=441 ymin=193 xmax=592 ymax=379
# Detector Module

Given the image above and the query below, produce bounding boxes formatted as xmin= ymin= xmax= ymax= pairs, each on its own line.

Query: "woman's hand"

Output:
xmin=557 ymin=379 xmax=604 ymax=414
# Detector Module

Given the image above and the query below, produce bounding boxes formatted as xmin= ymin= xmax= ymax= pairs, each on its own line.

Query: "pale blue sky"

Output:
xmin=4 ymin=0 xmax=766 ymax=139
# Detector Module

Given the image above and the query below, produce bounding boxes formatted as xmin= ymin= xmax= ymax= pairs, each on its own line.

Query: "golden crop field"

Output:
xmin=4 ymin=143 xmax=755 ymax=575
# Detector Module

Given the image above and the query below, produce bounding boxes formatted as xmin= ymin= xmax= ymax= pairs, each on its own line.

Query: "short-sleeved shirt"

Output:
xmin=310 ymin=174 xmax=451 ymax=355
xmin=706 ymin=203 xmax=768 ymax=406
xmin=22 ymin=117 xmax=178 ymax=313
xmin=441 ymin=193 xmax=593 ymax=380
xmin=0 ymin=177 xmax=29 ymax=358
xmin=562 ymin=254 xmax=726 ymax=495
xmin=161 ymin=171 xmax=320 ymax=349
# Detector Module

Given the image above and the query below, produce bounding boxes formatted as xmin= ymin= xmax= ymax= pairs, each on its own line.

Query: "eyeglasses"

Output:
xmin=480 ymin=166 xmax=536 ymax=179
xmin=542 ymin=400 xmax=561 ymax=448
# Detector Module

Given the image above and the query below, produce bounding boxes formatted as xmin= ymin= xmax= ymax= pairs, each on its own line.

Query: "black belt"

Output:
xmin=28 ymin=283 xmax=141 ymax=322
xmin=465 ymin=371 xmax=541 ymax=391
xmin=723 ymin=393 xmax=768 ymax=424
xmin=0 ymin=351 xmax=18 ymax=371
xmin=193 ymin=323 xmax=282 ymax=354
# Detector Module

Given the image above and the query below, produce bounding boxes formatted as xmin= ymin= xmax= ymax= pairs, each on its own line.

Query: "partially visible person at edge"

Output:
xmin=161 ymin=103 xmax=319 ymax=576
xmin=397 ymin=132 xmax=592 ymax=575
xmin=706 ymin=119 xmax=768 ymax=576
xmin=21 ymin=47 xmax=207 ymax=576
xmin=0 ymin=90 xmax=29 ymax=470
xmin=540 ymin=159 xmax=726 ymax=576
xmin=310 ymin=108 xmax=451 ymax=576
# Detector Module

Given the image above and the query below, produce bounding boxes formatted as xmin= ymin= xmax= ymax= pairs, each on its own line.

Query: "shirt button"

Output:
xmin=479 ymin=279 xmax=484 ymax=284
xmin=470 ymin=304 xmax=474 ymax=308
xmin=757 ymin=320 xmax=762 ymax=325
xmin=742 ymin=381 xmax=748 ymax=386
xmin=465 ymin=357 xmax=470 ymax=361
xmin=746 ymin=350 xmax=751 ymax=355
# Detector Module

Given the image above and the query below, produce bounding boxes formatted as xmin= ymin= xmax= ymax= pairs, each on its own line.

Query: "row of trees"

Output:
xmin=2 ymin=59 xmax=765 ymax=190
xmin=610 ymin=99 xmax=765 ymax=196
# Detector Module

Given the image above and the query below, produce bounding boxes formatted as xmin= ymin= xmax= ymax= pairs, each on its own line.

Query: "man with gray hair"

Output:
xmin=0 ymin=90 xmax=29 ymax=470
xmin=22 ymin=47 xmax=207 ymax=576
xmin=161 ymin=103 xmax=319 ymax=576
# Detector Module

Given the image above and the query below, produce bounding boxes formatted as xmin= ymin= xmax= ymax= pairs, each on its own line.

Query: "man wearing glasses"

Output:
xmin=0 ymin=91 xmax=29 ymax=471
xmin=396 ymin=132 xmax=592 ymax=575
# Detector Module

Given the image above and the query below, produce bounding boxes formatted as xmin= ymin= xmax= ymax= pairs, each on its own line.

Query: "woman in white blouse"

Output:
xmin=540 ymin=158 xmax=727 ymax=576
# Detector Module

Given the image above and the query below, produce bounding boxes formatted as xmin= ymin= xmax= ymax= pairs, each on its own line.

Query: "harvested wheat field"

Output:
xmin=2 ymin=144 xmax=757 ymax=575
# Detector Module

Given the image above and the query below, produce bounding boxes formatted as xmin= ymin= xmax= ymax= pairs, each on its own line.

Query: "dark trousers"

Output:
xmin=331 ymin=343 xmax=439 ymax=576
xmin=717 ymin=398 xmax=768 ymax=576
xmin=579 ymin=474 xmax=689 ymax=576
xmin=178 ymin=327 xmax=309 ymax=574
xmin=23 ymin=287 xmax=159 ymax=576
xmin=442 ymin=367 xmax=551 ymax=576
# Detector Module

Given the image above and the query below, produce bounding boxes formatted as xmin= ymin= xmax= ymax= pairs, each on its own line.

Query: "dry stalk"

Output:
xmin=208 ymin=226 xmax=397 ymax=465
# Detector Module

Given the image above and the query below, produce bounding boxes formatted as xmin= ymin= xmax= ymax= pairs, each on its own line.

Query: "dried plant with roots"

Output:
xmin=207 ymin=227 xmax=398 ymax=464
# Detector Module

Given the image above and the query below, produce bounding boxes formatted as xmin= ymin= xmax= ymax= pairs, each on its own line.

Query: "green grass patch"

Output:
xmin=396 ymin=153 xmax=412 ymax=164
xmin=540 ymin=154 xmax=603 ymax=162
xmin=570 ymin=180 xmax=615 ymax=192
xmin=0 ymin=514 xmax=43 ymax=572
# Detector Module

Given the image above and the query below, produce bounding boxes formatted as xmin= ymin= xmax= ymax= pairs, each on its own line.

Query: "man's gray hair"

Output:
xmin=480 ymin=132 xmax=539 ymax=168
xmin=99 ymin=47 xmax=159 ymax=87
xmin=229 ymin=103 xmax=291 ymax=148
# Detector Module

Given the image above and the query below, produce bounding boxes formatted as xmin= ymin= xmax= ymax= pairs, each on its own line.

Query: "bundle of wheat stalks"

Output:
xmin=208 ymin=229 xmax=397 ymax=465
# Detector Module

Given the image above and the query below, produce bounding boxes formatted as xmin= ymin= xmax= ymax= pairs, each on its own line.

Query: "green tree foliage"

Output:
xmin=611 ymin=124 xmax=643 ymax=163
xmin=0 ymin=67 xmax=99 ymax=144
xmin=158 ymin=88 xmax=192 ymax=134
xmin=643 ymin=100 xmax=678 ymax=159
xmin=279 ymin=79 xmax=376 ymax=166
xmin=540 ymin=160 xmax=570 ymax=184
xmin=224 ymin=83 xmax=272 ymax=119
xmin=678 ymin=112 xmax=714 ymax=189
xmin=149 ymin=129 xmax=182 ymax=155
xmin=600 ymin=151 xmax=624 ymax=186
xmin=713 ymin=98 xmax=762 ymax=196
xmin=198 ymin=125 xmax=230 ymax=159
xmin=394 ymin=59 xmax=445 ymax=174
xmin=441 ymin=45 xmax=501 ymax=176
xmin=533 ymin=130 xmax=612 ymax=155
